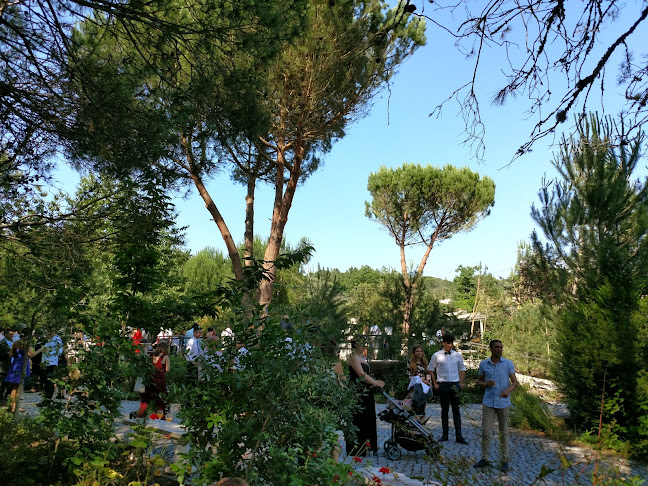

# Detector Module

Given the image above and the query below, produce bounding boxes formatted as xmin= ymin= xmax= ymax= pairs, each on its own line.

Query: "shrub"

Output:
xmin=510 ymin=385 xmax=556 ymax=434
xmin=0 ymin=409 xmax=75 ymax=485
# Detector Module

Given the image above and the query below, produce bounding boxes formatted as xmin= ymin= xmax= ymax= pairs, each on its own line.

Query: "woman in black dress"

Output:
xmin=347 ymin=339 xmax=384 ymax=456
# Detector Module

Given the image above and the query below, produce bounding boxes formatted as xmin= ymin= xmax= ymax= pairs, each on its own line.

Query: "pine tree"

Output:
xmin=531 ymin=114 xmax=648 ymax=436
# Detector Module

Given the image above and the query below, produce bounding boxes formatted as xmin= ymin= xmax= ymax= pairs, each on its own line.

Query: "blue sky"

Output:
xmin=55 ymin=4 xmax=647 ymax=282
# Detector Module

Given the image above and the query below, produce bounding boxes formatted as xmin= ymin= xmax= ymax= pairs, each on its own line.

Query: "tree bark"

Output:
xmin=258 ymin=141 xmax=302 ymax=306
xmin=244 ymin=175 xmax=257 ymax=267
xmin=189 ymin=170 xmax=243 ymax=280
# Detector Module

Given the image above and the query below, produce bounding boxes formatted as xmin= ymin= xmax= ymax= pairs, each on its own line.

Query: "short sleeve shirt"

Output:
xmin=478 ymin=356 xmax=516 ymax=408
xmin=428 ymin=349 xmax=466 ymax=382
xmin=43 ymin=335 xmax=64 ymax=366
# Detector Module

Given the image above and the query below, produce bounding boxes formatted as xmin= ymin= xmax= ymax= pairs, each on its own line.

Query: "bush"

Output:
xmin=175 ymin=311 xmax=360 ymax=486
xmin=510 ymin=385 xmax=556 ymax=434
xmin=0 ymin=409 xmax=75 ymax=485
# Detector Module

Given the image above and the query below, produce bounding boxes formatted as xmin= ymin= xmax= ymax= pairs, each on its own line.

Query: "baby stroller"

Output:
xmin=378 ymin=390 xmax=441 ymax=461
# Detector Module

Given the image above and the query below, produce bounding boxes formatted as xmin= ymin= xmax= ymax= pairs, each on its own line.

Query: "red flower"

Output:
xmin=332 ymin=474 xmax=340 ymax=483
xmin=149 ymin=413 xmax=159 ymax=420
xmin=379 ymin=467 xmax=390 ymax=474
xmin=365 ymin=441 xmax=372 ymax=448
xmin=306 ymin=451 xmax=317 ymax=458
xmin=372 ymin=477 xmax=382 ymax=484
xmin=353 ymin=456 xmax=363 ymax=463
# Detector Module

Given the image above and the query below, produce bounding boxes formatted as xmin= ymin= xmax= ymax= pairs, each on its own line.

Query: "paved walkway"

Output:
xmin=14 ymin=392 xmax=648 ymax=485
xmin=341 ymin=403 xmax=648 ymax=485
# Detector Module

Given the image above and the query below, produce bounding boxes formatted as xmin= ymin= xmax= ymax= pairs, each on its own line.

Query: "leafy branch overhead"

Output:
xmin=424 ymin=0 xmax=648 ymax=161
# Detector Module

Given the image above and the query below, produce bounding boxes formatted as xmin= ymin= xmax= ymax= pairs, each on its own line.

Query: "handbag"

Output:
xmin=133 ymin=376 xmax=145 ymax=394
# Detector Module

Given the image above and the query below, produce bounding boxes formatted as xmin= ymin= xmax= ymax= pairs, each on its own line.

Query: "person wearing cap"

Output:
xmin=185 ymin=325 xmax=204 ymax=383
xmin=428 ymin=334 xmax=469 ymax=444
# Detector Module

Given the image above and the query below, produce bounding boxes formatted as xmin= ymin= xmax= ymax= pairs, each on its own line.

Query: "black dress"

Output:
xmin=347 ymin=360 xmax=378 ymax=456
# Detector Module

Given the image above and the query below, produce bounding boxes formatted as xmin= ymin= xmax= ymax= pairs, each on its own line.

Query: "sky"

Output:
xmin=54 ymin=3 xmax=648 ymax=282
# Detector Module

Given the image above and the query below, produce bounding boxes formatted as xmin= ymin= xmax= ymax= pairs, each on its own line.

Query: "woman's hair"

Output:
xmin=409 ymin=344 xmax=428 ymax=374
xmin=153 ymin=342 xmax=169 ymax=356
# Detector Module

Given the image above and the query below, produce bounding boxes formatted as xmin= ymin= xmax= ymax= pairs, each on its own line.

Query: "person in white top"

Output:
xmin=428 ymin=334 xmax=468 ymax=444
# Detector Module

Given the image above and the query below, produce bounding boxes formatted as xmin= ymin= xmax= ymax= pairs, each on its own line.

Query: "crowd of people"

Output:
xmin=347 ymin=333 xmax=519 ymax=473
xmin=1 ymin=318 xmax=519 ymax=481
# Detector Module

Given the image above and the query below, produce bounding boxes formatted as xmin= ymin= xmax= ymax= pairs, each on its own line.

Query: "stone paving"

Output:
xmin=14 ymin=392 xmax=648 ymax=485
xmin=339 ymin=403 xmax=648 ymax=485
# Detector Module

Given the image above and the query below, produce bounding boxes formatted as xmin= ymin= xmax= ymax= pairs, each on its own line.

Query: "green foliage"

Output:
xmin=530 ymin=114 xmax=648 ymax=452
xmin=175 ymin=303 xmax=358 ymax=485
xmin=365 ymin=163 xmax=495 ymax=247
xmin=484 ymin=302 xmax=557 ymax=376
xmin=0 ymin=409 xmax=75 ymax=485
xmin=510 ymin=385 xmax=556 ymax=434
xmin=365 ymin=163 xmax=495 ymax=334
xmin=182 ymin=247 xmax=234 ymax=293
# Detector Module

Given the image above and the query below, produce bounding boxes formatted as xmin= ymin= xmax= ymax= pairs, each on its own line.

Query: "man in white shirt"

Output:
xmin=428 ymin=334 xmax=468 ymax=444
xmin=185 ymin=326 xmax=204 ymax=383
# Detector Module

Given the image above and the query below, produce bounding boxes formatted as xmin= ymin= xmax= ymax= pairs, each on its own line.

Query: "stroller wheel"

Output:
xmin=386 ymin=446 xmax=401 ymax=460
xmin=383 ymin=440 xmax=396 ymax=451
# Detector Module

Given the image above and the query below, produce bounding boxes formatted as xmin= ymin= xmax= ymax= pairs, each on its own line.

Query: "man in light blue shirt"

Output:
xmin=42 ymin=331 xmax=64 ymax=400
xmin=473 ymin=339 xmax=519 ymax=473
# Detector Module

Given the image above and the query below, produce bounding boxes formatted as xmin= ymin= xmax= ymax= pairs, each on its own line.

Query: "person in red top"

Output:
xmin=132 ymin=328 xmax=143 ymax=353
xmin=131 ymin=342 xmax=170 ymax=419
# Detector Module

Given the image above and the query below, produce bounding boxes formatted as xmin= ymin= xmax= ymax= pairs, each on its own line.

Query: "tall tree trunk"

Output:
xmin=401 ymin=237 xmax=435 ymax=336
xmin=189 ymin=171 xmax=243 ymax=280
xmin=181 ymin=133 xmax=243 ymax=279
xmin=258 ymin=142 xmax=302 ymax=306
xmin=244 ymin=175 xmax=257 ymax=266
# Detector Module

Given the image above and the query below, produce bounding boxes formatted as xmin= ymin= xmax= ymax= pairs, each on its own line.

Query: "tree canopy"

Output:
xmin=530 ymin=113 xmax=648 ymax=438
xmin=366 ymin=163 xmax=495 ymax=333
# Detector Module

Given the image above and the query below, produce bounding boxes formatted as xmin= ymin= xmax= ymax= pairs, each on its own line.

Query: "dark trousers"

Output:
xmin=0 ymin=373 xmax=7 ymax=402
xmin=438 ymin=382 xmax=463 ymax=438
xmin=44 ymin=365 xmax=57 ymax=400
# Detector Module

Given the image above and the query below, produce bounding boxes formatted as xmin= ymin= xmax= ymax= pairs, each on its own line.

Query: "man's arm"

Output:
xmin=457 ymin=354 xmax=466 ymax=389
xmin=500 ymin=372 xmax=519 ymax=398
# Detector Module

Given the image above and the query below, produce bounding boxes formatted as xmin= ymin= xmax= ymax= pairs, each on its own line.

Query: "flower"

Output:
xmin=372 ymin=477 xmax=382 ymax=484
xmin=332 ymin=474 xmax=340 ymax=483
xmin=149 ymin=413 xmax=159 ymax=420
xmin=379 ymin=467 xmax=391 ymax=474
xmin=365 ymin=440 xmax=372 ymax=448
xmin=353 ymin=456 xmax=363 ymax=463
